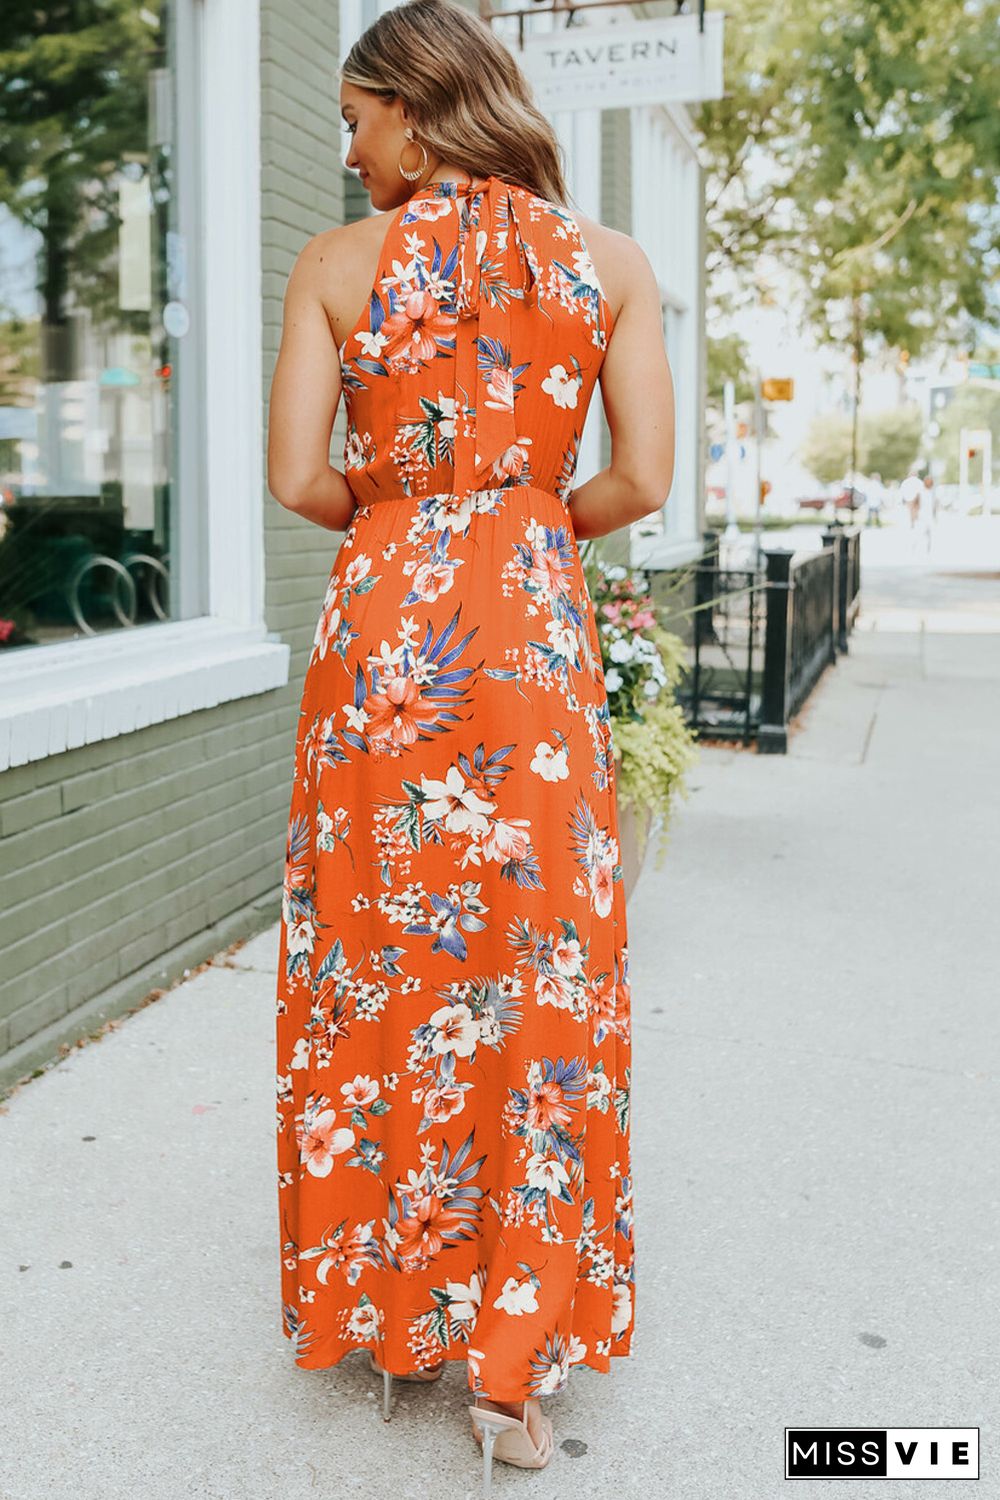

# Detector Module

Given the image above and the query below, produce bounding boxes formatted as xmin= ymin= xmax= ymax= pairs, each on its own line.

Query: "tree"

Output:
xmin=800 ymin=413 xmax=853 ymax=485
xmin=698 ymin=0 xmax=1000 ymax=358
xmin=0 ymin=4 xmax=165 ymax=379
xmin=706 ymin=330 xmax=754 ymax=408
xmin=859 ymin=405 xmax=923 ymax=482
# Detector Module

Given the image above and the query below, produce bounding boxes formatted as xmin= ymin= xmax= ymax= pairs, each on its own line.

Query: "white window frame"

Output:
xmin=0 ymin=0 xmax=287 ymax=773
xmin=628 ymin=102 xmax=704 ymax=572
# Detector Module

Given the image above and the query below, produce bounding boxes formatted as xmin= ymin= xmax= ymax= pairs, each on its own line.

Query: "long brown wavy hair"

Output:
xmin=339 ymin=0 xmax=571 ymax=207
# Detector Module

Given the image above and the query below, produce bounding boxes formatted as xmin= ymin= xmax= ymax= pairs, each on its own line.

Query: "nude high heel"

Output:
xmin=368 ymin=1349 xmax=444 ymax=1422
xmin=467 ymin=1397 xmax=554 ymax=1493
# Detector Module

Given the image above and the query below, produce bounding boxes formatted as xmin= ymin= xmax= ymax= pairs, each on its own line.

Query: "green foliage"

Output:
xmin=580 ymin=549 xmax=700 ymax=873
xmin=860 ymin=404 xmax=923 ymax=481
xmin=801 ymin=413 xmax=853 ymax=485
xmin=698 ymin=0 xmax=1000 ymax=353
xmin=612 ymin=663 xmax=699 ymax=873
xmin=0 ymin=3 xmax=165 ymax=338
xmin=707 ymin=331 xmax=755 ymax=409
xmin=931 ymin=383 xmax=1000 ymax=481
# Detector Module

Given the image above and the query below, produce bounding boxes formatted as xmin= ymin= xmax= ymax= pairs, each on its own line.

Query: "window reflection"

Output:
xmin=0 ymin=2 xmax=181 ymax=649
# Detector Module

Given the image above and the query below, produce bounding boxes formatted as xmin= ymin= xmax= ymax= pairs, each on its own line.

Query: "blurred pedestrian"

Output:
xmin=917 ymin=474 xmax=937 ymax=554
xmin=899 ymin=471 xmax=922 ymax=532
xmin=866 ymin=472 xmax=886 ymax=527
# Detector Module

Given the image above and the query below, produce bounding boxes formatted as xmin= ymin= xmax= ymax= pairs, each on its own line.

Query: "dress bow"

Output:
xmin=450 ymin=179 xmax=538 ymax=496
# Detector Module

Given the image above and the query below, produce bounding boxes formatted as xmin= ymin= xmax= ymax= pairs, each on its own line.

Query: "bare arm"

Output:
xmin=568 ymin=237 xmax=675 ymax=541
xmin=266 ymin=234 xmax=357 ymax=531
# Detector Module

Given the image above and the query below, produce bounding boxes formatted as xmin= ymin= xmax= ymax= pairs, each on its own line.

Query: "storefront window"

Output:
xmin=0 ymin=1 xmax=202 ymax=651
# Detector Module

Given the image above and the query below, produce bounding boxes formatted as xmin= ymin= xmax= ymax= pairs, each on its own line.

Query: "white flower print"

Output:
xmin=343 ymin=554 xmax=372 ymax=587
xmin=356 ymin=329 xmax=389 ymax=360
xmin=551 ymin=934 xmax=582 ymax=975
xmin=341 ymin=1074 xmax=380 ymax=1109
xmin=546 ymin=617 xmax=579 ymax=662
xmin=346 ymin=1300 xmax=383 ymax=1340
xmin=530 ymin=740 xmax=569 ymax=782
xmin=493 ymin=1275 xmax=540 ymax=1316
xmin=611 ymin=1282 xmax=632 ymax=1334
xmin=446 ymin=1268 xmax=486 ymax=1324
xmin=420 ymin=765 xmax=495 ymax=831
xmin=435 ymin=390 xmax=457 ymax=440
xmin=428 ymin=1001 xmax=480 ymax=1057
xmin=525 ymin=1153 xmax=570 ymax=1194
xmin=300 ymin=1109 xmax=355 ymax=1177
xmin=410 ymin=560 xmax=455 ymax=603
xmin=541 ymin=363 xmax=581 ymax=410
xmin=570 ymin=246 xmax=604 ymax=294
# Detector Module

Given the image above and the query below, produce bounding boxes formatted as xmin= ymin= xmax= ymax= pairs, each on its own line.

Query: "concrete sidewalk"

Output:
xmin=2 ymin=578 xmax=997 ymax=1499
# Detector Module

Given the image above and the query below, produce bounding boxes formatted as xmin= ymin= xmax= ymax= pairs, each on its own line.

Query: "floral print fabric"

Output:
xmin=275 ymin=174 xmax=635 ymax=1401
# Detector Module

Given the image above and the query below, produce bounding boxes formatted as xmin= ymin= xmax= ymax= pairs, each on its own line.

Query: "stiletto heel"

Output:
xmin=480 ymin=1418 xmax=499 ymax=1495
xmin=368 ymin=1348 xmax=444 ymax=1422
xmin=467 ymin=1398 xmax=554 ymax=1493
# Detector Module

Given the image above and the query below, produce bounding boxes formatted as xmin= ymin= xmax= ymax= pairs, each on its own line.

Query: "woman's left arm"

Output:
xmin=267 ymin=234 xmax=358 ymax=532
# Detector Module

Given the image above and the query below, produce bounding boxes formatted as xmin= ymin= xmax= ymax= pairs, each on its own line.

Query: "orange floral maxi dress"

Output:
xmin=275 ymin=174 xmax=635 ymax=1402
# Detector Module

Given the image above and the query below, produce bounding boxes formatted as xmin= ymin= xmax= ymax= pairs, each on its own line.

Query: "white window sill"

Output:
xmin=0 ymin=617 xmax=290 ymax=771
xmin=629 ymin=533 xmax=706 ymax=571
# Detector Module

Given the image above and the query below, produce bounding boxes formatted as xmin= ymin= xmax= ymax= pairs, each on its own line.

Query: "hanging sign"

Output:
xmin=516 ymin=11 xmax=725 ymax=113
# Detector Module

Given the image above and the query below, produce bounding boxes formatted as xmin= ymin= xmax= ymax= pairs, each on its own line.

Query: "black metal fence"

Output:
xmin=674 ymin=524 xmax=862 ymax=752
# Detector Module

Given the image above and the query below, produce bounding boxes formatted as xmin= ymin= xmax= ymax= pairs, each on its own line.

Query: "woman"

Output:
xmin=267 ymin=0 xmax=674 ymax=1487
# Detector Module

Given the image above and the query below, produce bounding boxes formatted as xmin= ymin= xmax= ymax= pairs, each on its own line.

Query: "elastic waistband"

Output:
xmin=354 ymin=483 xmax=569 ymax=512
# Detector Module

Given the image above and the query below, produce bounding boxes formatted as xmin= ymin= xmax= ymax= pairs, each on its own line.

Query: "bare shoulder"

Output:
xmin=571 ymin=212 xmax=655 ymax=324
xmin=290 ymin=213 xmax=398 ymax=346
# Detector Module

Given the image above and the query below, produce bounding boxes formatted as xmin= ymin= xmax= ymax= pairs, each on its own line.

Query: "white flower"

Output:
xmin=570 ymin=247 xmax=603 ymax=291
xmin=420 ymin=765 xmax=495 ymax=830
xmin=287 ymin=917 xmax=315 ymax=957
xmin=346 ymin=1302 xmax=382 ymax=1339
xmin=604 ymin=667 xmax=623 ymax=693
xmin=609 ymin=637 xmax=635 ymax=664
xmin=530 ymin=741 xmax=569 ymax=782
xmin=492 ymin=1275 xmax=539 ymax=1316
xmin=535 ymin=1360 xmax=567 ymax=1395
xmin=643 ymin=679 xmax=661 ymax=699
xmin=546 ymin=618 xmax=578 ymax=661
xmin=435 ymin=391 xmax=456 ymax=439
xmin=551 ymin=935 xmax=581 ymax=975
xmin=446 ymin=1269 xmax=485 ymax=1323
xmin=341 ymin=1074 xmax=379 ymax=1108
xmin=541 ymin=363 xmax=580 ymax=410
xmin=525 ymin=1153 xmax=570 ymax=1194
xmin=357 ymin=329 xmax=389 ymax=359
xmin=611 ymin=1282 xmax=632 ymax=1334
xmin=428 ymin=1001 xmax=480 ymax=1057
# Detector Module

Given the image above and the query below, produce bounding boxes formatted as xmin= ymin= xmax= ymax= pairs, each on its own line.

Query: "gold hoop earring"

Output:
xmin=398 ymin=127 xmax=429 ymax=182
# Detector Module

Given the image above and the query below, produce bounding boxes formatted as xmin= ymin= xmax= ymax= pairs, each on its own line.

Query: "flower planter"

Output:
xmin=613 ymin=748 xmax=654 ymax=902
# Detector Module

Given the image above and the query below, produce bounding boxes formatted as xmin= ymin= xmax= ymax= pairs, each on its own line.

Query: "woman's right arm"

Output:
xmin=568 ymin=236 xmax=676 ymax=541
xmin=267 ymin=233 xmax=358 ymax=532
